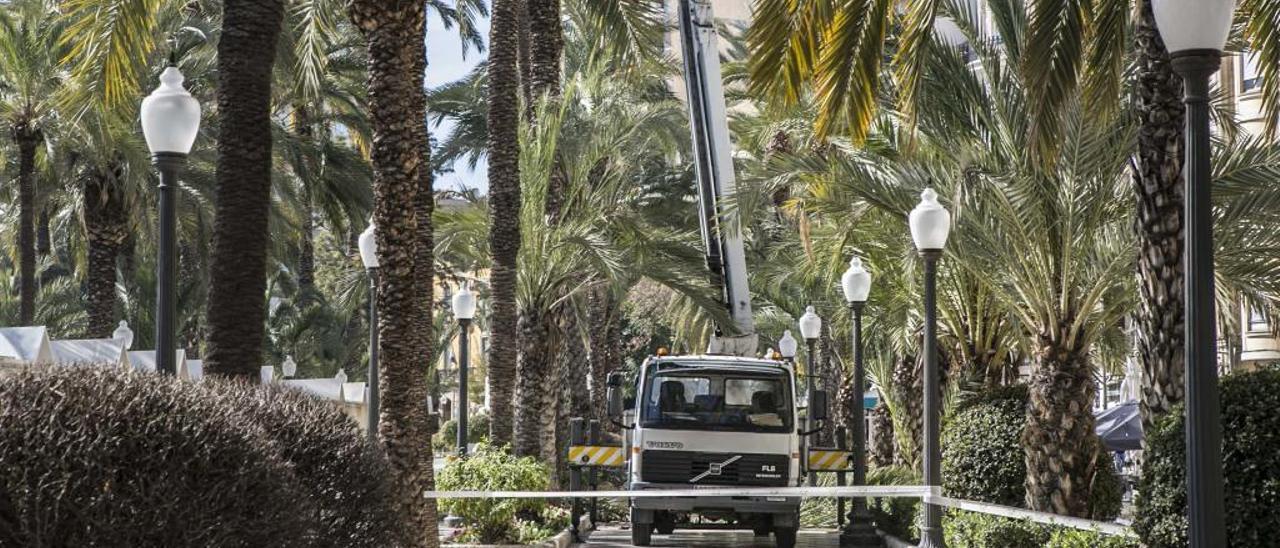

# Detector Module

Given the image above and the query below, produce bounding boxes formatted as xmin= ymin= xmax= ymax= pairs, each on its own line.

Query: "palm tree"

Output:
xmin=485 ymin=0 xmax=523 ymax=449
xmin=203 ymin=0 xmax=286 ymax=379
xmin=0 ymin=0 xmax=65 ymax=325
xmin=346 ymin=0 xmax=438 ymax=544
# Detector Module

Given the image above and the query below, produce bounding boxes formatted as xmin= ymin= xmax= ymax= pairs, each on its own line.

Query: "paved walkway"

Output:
xmin=578 ymin=525 xmax=841 ymax=547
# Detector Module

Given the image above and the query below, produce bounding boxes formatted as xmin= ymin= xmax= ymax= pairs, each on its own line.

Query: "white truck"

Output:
xmin=606 ymin=357 xmax=827 ymax=548
xmin=601 ymin=2 xmax=830 ymax=547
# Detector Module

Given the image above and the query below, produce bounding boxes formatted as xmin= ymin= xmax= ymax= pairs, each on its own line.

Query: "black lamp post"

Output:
xmin=141 ymin=64 xmax=200 ymax=376
xmin=909 ymin=188 xmax=951 ymax=548
xmin=358 ymin=222 xmax=380 ymax=434
xmin=839 ymin=257 xmax=878 ymax=547
xmin=799 ymin=305 xmax=822 ymax=487
xmin=451 ymin=284 xmax=477 ymax=456
xmin=1151 ymin=1 xmax=1233 ymax=545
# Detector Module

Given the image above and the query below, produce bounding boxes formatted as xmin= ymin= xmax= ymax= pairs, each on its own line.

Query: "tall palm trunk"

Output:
xmin=587 ymin=288 xmax=618 ymax=424
xmin=83 ymin=169 xmax=128 ymax=337
xmin=1133 ymin=0 xmax=1186 ymax=435
xmin=36 ymin=210 xmax=50 ymax=258
xmin=486 ymin=0 xmax=523 ymax=449
xmin=526 ymin=0 xmax=565 ymax=219
xmin=12 ymin=122 xmax=39 ymax=325
xmin=1022 ymin=336 xmax=1101 ymax=517
xmin=818 ymin=327 xmax=836 ymax=445
xmin=292 ymin=105 xmax=316 ymax=299
xmin=348 ymin=1 xmax=438 ymax=544
xmin=205 ymin=0 xmax=284 ymax=379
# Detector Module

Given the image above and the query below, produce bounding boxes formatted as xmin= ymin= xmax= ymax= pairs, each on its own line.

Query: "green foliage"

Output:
xmin=943 ymin=386 xmax=1029 ymax=507
xmin=0 ymin=367 xmax=316 ymax=546
xmin=1134 ymin=369 xmax=1280 ymax=547
xmin=1088 ymin=450 xmax=1123 ymax=522
xmin=436 ymin=412 xmax=493 ymax=453
xmin=944 ymin=511 xmax=1137 ymax=548
xmin=437 ymin=444 xmax=556 ymax=544
xmin=867 ymin=465 xmax=922 ymax=543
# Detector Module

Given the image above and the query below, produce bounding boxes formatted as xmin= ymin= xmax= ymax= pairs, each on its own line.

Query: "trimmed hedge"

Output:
xmin=944 ymin=511 xmax=1137 ymax=548
xmin=868 ymin=465 xmax=922 ymax=543
xmin=0 ymin=366 xmax=409 ymax=547
xmin=943 ymin=386 xmax=1029 ymax=506
xmin=942 ymin=385 xmax=1122 ymax=520
xmin=209 ymin=381 xmax=408 ymax=547
xmin=1134 ymin=369 xmax=1280 ymax=547
xmin=0 ymin=367 xmax=310 ymax=546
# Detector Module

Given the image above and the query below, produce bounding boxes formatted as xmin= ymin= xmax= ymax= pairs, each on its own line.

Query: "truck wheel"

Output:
xmin=631 ymin=523 xmax=652 ymax=546
xmin=773 ymin=527 xmax=797 ymax=548
xmin=654 ymin=514 xmax=676 ymax=535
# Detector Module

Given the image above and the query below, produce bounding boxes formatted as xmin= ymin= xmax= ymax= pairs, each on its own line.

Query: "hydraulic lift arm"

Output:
xmin=676 ymin=0 xmax=757 ymax=357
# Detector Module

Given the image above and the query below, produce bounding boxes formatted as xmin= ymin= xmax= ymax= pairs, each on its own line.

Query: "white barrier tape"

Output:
xmin=925 ymin=495 xmax=1135 ymax=537
xmin=422 ymin=485 xmax=931 ymax=500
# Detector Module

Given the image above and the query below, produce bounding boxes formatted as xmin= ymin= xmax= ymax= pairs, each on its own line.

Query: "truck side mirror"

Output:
xmin=607 ymin=372 xmax=624 ymax=419
xmin=810 ymin=390 xmax=829 ymax=422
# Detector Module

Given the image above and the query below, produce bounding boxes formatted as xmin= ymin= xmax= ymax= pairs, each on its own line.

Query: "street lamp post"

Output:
xmin=799 ymin=305 xmax=822 ymax=487
xmin=358 ymin=223 xmax=380 ymax=434
xmin=910 ymin=188 xmax=951 ymax=548
xmin=140 ymin=64 xmax=200 ymax=376
xmin=451 ymin=285 xmax=477 ymax=457
xmin=1150 ymin=2 xmax=1233 ymax=545
xmin=839 ymin=257 xmax=878 ymax=547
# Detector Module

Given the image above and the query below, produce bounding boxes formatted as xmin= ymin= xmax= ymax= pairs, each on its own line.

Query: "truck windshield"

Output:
xmin=640 ymin=369 xmax=792 ymax=433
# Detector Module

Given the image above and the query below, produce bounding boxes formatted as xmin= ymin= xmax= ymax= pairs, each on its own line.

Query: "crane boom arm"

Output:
xmin=676 ymin=0 xmax=757 ymax=356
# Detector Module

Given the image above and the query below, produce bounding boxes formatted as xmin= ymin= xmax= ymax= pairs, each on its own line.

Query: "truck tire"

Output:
xmin=631 ymin=523 xmax=652 ymax=546
xmin=774 ymin=526 xmax=797 ymax=548
xmin=654 ymin=513 xmax=676 ymax=535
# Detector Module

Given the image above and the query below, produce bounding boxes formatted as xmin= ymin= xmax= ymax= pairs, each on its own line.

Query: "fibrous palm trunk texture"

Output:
xmin=1133 ymin=0 xmax=1187 ymax=438
xmin=1022 ymin=337 xmax=1101 ymax=518
xmin=13 ymin=123 xmax=39 ymax=325
xmin=485 ymin=0 xmax=523 ymax=449
xmin=205 ymin=0 xmax=284 ymax=379
xmin=84 ymin=168 xmax=128 ymax=337
xmin=348 ymin=0 xmax=438 ymax=544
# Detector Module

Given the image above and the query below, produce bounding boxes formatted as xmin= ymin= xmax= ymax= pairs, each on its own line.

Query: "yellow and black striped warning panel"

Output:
xmin=807 ymin=449 xmax=852 ymax=471
xmin=568 ymin=445 xmax=626 ymax=467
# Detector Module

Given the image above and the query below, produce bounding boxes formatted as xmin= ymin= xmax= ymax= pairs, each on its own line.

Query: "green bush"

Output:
xmin=1134 ymin=369 xmax=1280 ymax=547
xmin=943 ymin=386 xmax=1028 ymax=506
xmin=942 ymin=385 xmax=1123 ymax=519
xmin=0 ymin=367 xmax=311 ymax=546
xmin=867 ymin=465 xmax=922 ymax=543
xmin=437 ymin=412 xmax=492 ymax=453
xmin=437 ymin=444 xmax=556 ymax=544
xmin=944 ymin=511 xmax=1049 ymax=548
xmin=944 ymin=511 xmax=1137 ymax=548
xmin=211 ymin=381 xmax=408 ymax=547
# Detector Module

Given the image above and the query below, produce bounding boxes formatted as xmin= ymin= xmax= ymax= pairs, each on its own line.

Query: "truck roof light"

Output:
xmin=656 ymin=347 xmax=669 ymax=356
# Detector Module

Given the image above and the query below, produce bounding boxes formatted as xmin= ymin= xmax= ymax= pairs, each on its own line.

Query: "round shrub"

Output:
xmin=943 ymin=386 xmax=1028 ymax=506
xmin=1134 ymin=369 xmax=1280 ymax=547
xmin=943 ymin=385 xmax=1122 ymax=518
xmin=0 ymin=367 xmax=310 ymax=546
xmin=208 ymin=381 xmax=408 ymax=547
xmin=437 ymin=443 xmax=552 ymax=544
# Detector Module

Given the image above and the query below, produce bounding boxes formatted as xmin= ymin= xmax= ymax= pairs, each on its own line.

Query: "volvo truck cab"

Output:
xmin=608 ymin=355 xmax=828 ymax=548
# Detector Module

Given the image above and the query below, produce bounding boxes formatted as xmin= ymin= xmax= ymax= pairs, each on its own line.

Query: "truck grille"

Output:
xmin=640 ymin=450 xmax=789 ymax=486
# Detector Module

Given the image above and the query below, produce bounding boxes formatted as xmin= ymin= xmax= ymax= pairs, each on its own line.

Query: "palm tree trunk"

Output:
xmin=556 ymin=303 xmax=588 ymax=485
xmin=83 ymin=170 xmax=128 ymax=338
xmin=292 ymin=105 xmax=317 ymax=299
xmin=348 ymin=1 xmax=438 ymax=545
xmin=891 ymin=352 xmax=921 ymax=467
xmin=486 ymin=0 xmax=524 ymax=449
xmin=12 ymin=124 xmax=39 ymax=325
xmin=818 ymin=327 xmax=836 ymax=445
xmin=514 ymin=308 xmax=554 ymax=459
xmin=36 ymin=210 xmax=50 ymax=258
xmin=1022 ymin=337 xmax=1100 ymax=517
xmin=1133 ymin=0 xmax=1187 ymax=436
xmin=587 ymin=288 xmax=617 ymax=424
xmin=205 ymin=0 xmax=284 ymax=379
xmin=868 ymin=402 xmax=895 ymax=467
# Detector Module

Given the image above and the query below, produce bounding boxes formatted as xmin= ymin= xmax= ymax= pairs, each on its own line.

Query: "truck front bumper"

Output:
xmin=627 ymin=481 xmax=800 ymax=514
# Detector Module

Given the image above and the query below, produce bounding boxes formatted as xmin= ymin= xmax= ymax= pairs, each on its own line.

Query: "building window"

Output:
xmin=1248 ymin=306 xmax=1269 ymax=333
xmin=1242 ymin=52 xmax=1262 ymax=94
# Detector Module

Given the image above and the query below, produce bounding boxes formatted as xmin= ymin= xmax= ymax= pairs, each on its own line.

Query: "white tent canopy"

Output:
xmin=50 ymin=338 xmax=128 ymax=367
xmin=0 ymin=326 xmax=52 ymax=363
